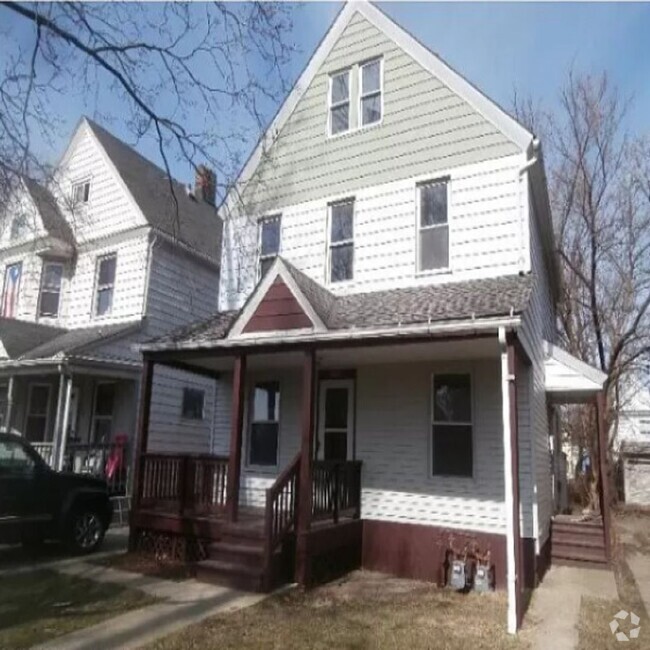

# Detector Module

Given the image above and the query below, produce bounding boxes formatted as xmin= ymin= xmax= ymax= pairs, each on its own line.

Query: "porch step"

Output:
xmin=551 ymin=532 xmax=605 ymax=549
xmin=550 ymin=518 xmax=608 ymax=567
xmin=551 ymin=544 xmax=608 ymax=565
xmin=208 ymin=541 xmax=265 ymax=568
xmin=196 ymin=558 xmax=266 ymax=593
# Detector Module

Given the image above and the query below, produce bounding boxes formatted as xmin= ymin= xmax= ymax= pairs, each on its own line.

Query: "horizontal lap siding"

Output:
xmin=243 ymin=278 xmax=312 ymax=332
xmin=220 ymin=155 xmax=524 ymax=310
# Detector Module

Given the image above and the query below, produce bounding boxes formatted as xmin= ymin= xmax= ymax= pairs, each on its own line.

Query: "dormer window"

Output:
xmin=329 ymin=69 xmax=350 ymax=136
xmin=360 ymin=59 xmax=382 ymax=127
xmin=72 ymin=180 xmax=90 ymax=205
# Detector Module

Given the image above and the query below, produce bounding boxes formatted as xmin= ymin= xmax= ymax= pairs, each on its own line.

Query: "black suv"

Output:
xmin=0 ymin=433 xmax=113 ymax=553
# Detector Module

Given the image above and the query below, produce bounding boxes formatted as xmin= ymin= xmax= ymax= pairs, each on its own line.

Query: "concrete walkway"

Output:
xmin=33 ymin=560 xmax=267 ymax=650
xmin=524 ymin=565 xmax=618 ymax=650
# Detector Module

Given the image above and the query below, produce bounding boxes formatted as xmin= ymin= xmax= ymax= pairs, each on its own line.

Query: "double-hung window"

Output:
xmin=431 ymin=374 xmax=473 ymax=477
xmin=72 ymin=180 xmax=91 ymax=205
xmin=360 ymin=59 xmax=382 ymax=126
xmin=328 ymin=200 xmax=354 ymax=283
xmin=38 ymin=262 xmax=63 ymax=318
xmin=418 ymin=179 xmax=449 ymax=272
xmin=182 ymin=388 xmax=205 ymax=420
xmin=329 ymin=69 xmax=350 ymax=136
xmin=249 ymin=382 xmax=280 ymax=467
xmin=94 ymin=253 xmax=116 ymax=317
xmin=258 ymin=215 xmax=281 ymax=279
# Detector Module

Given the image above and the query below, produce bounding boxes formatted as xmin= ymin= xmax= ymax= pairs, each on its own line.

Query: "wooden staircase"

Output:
xmin=550 ymin=515 xmax=608 ymax=567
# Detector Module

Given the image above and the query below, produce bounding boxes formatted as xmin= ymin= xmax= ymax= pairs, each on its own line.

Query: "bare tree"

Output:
xmin=516 ymin=72 xmax=650 ymax=507
xmin=0 ymin=2 xmax=296 ymax=210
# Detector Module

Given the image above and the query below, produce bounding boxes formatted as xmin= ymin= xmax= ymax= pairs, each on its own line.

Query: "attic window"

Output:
xmin=360 ymin=59 xmax=382 ymax=126
xmin=72 ymin=180 xmax=90 ymax=205
xmin=329 ymin=69 xmax=350 ymax=136
xmin=258 ymin=215 xmax=281 ymax=279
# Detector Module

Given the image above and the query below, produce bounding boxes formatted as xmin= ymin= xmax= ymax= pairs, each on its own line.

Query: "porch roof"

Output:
xmin=0 ymin=318 xmax=142 ymax=369
xmin=543 ymin=341 xmax=607 ymax=403
xmin=143 ymin=259 xmax=533 ymax=354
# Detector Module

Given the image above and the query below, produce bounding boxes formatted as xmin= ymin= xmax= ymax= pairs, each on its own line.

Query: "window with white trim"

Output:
xmin=328 ymin=199 xmax=354 ymax=283
xmin=329 ymin=69 xmax=350 ymax=136
xmin=431 ymin=374 xmax=472 ymax=477
xmin=72 ymin=180 xmax=90 ymax=205
xmin=38 ymin=262 xmax=63 ymax=318
xmin=359 ymin=59 xmax=382 ymax=126
xmin=258 ymin=215 xmax=281 ymax=279
xmin=418 ymin=179 xmax=449 ymax=272
xmin=640 ymin=419 xmax=650 ymax=435
xmin=249 ymin=382 xmax=280 ymax=467
xmin=94 ymin=253 xmax=117 ymax=317
xmin=182 ymin=388 xmax=205 ymax=420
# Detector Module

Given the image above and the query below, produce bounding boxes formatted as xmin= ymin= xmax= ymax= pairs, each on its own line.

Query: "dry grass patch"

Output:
xmin=93 ymin=551 xmax=194 ymax=582
xmin=578 ymin=597 xmax=649 ymax=650
xmin=0 ymin=569 xmax=157 ymax=649
xmin=146 ymin=571 xmax=526 ymax=650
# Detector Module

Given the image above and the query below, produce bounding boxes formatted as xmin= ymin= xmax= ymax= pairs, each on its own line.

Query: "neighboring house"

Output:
xmin=617 ymin=378 xmax=650 ymax=506
xmin=130 ymin=3 xmax=609 ymax=633
xmin=0 ymin=117 xmax=223 ymax=490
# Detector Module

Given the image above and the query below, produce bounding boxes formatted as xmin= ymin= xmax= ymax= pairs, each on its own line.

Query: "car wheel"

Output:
xmin=67 ymin=508 xmax=106 ymax=554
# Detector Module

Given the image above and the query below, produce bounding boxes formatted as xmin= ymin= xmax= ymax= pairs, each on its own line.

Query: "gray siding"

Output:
xmin=235 ymin=12 xmax=521 ymax=215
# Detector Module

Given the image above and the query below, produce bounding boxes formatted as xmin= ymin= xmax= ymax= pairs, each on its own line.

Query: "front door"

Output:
xmin=317 ymin=379 xmax=354 ymax=461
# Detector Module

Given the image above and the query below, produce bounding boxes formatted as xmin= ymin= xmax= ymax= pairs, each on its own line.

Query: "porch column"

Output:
xmin=129 ymin=358 xmax=154 ymax=551
xmin=596 ymin=390 xmax=612 ymax=561
xmin=56 ymin=375 xmax=74 ymax=471
xmin=51 ymin=372 xmax=66 ymax=469
xmin=226 ymin=354 xmax=246 ymax=522
xmin=4 ymin=375 xmax=15 ymax=433
xmin=500 ymin=329 xmax=523 ymax=634
xmin=296 ymin=348 xmax=316 ymax=587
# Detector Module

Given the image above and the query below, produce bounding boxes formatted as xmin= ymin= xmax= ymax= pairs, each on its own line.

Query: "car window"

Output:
xmin=0 ymin=440 xmax=37 ymax=477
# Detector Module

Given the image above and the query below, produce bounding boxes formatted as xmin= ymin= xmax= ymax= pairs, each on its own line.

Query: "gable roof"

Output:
xmin=146 ymin=264 xmax=533 ymax=351
xmin=224 ymin=0 xmax=533 ymax=211
xmin=0 ymin=318 xmax=66 ymax=359
xmin=84 ymin=118 xmax=222 ymax=261
xmin=22 ymin=178 xmax=75 ymax=246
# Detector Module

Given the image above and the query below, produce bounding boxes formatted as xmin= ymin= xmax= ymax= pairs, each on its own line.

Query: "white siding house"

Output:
xmin=0 ymin=118 xmax=222 ymax=489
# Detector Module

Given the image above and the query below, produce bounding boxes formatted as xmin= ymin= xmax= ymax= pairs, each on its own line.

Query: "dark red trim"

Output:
xmin=226 ymin=354 xmax=246 ymax=522
xmin=596 ymin=391 xmax=612 ymax=561
xmin=318 ymin=369 xmax=356 ymax=380
xmin=296 ymin=349 xmax=316 ymax=586
xmin=507 ymin=334 xmax=524 ymax=628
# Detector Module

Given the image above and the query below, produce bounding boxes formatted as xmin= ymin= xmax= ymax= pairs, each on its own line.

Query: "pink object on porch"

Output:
xmin=106 ymin=433 xmax=127 ymax=479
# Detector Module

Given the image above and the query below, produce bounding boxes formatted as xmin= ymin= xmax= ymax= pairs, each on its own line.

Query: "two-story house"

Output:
xmin=0 ymin=117 xmax=223 ymax=493
xmin=129 ymin=2 xmax=610 ymax=633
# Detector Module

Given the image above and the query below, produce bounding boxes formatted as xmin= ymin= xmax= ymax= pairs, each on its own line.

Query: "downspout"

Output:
xmin=517 ymin=138 xmax=540 ymax=273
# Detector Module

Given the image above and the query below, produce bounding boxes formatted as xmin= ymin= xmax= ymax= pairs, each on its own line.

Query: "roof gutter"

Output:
xmin=139 ymin=314 xmax=522 ymax=353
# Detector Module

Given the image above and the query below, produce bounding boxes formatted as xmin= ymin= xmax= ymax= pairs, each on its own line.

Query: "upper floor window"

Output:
xmin=10 ymin=214 xmax=28 ymax=240
xmin=329 ymin=69 xmax=350 ymax=136
xmin=249 ymin=381 xmax=280 ymax=467
xmin=182 ymin=388 xmax=205 ymax=420
xmin=640 ymin=419 xmax=650 ymax=435
xmin=258 ymin=215 xmax=281 ymax=279
xmin=38 ymin=262 xmax=63 ymax=318
xmin=360 ymin=59 xmax=382 ymax=127
xmin=328 ymin=199 xmax=354 ymax=283
xmin=72 ymin=180 xmax=91 ymax=205
xmin=417 ymin=179 xmax=449 ymax=272
xmin=94 ymin=253 xmax=116 ymax=317
xmin=432 ymin=373 xmax=473 ymax=477
xmin=1 ymin=262 xmax=22 ymax=318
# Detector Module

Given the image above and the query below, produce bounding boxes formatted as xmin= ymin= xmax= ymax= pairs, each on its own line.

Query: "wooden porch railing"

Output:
xmin=138 ymin=453 xmax=229 ymax=515
xmin=32 ymin=442 xmax=55 ymax=468
xmin=265 ymin=452 xmax=301 ymax=552
xmin=312 ymin=460 xmax=362 ymax=523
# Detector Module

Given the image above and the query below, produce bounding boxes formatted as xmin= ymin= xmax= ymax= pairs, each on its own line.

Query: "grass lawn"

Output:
xmin=0 ymin=569 xmax=157 ymax=649
xmin=93 ymin=551 xmax=194 ymax=582
xmin=146 ymin=572 xmax=525 ymax=650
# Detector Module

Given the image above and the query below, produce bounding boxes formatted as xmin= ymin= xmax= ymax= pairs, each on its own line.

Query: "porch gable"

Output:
xmin=228 ymin=258 xmax=327 ymax=338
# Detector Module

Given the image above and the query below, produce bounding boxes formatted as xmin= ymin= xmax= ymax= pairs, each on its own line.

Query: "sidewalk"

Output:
xmin=34 ymin=560 xmax=267 ymax=650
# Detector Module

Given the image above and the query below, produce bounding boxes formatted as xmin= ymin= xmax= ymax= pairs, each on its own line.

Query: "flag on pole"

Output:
xmin=2 ymin=263 xmax=22 ymax=318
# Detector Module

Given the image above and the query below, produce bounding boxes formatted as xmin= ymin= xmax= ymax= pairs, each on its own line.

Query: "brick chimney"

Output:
xmin=195 ymin=165 xmax=216 ymax=206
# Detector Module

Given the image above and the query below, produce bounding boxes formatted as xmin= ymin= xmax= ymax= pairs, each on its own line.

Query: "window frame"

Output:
xmin=327 ymin=198 xmax=355 ymax=285
xmin=181 ymin=387 xmax=205 ymax=421
xmin=247 ymin=380 xmax=281 ymax=470
xmin=72 ymin=179 xmax=91 ymax=206
xmin=328 ymin=68 xmax=351 ymax=137
xmin=25 ymin=382 xmax=52 ymax=443
xmin=257 ymin=214 xmax=282 ymax=281
xmin=430 ymin=372 xmax=474 ymax=479
xmin=37 ymin=261 xmax=64 ymax=319
xmin=416 ymin=178 xmax=451 ymax=275
xmin=90 ymin=381 xmax=115 ymax=444
xmin=1 ymin=261 xmax=22 ymax=318
xmin=358 ymin=57 xmax=384 ymax=129
xmin=93 ymin=253 xmax=117 ymax=318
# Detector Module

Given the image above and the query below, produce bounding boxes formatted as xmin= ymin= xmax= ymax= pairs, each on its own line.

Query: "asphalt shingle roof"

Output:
xmin=151 ymin=264 xmax=533 ymax=350
xmin=86 ymin=119 xmax=223 ymax=260
xmin=23 ymin=178 xmax=75 ymax=246
xmin=0 ymin=319 xmax=66 ymax=359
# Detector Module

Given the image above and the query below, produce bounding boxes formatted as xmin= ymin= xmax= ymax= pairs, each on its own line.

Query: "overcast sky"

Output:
xmin=3 ymin=2 xmax=649 ymax=185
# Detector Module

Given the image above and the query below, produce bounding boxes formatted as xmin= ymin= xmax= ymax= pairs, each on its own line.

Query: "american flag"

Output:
xmin=2 ymin=264 xmax=21 ymax=318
